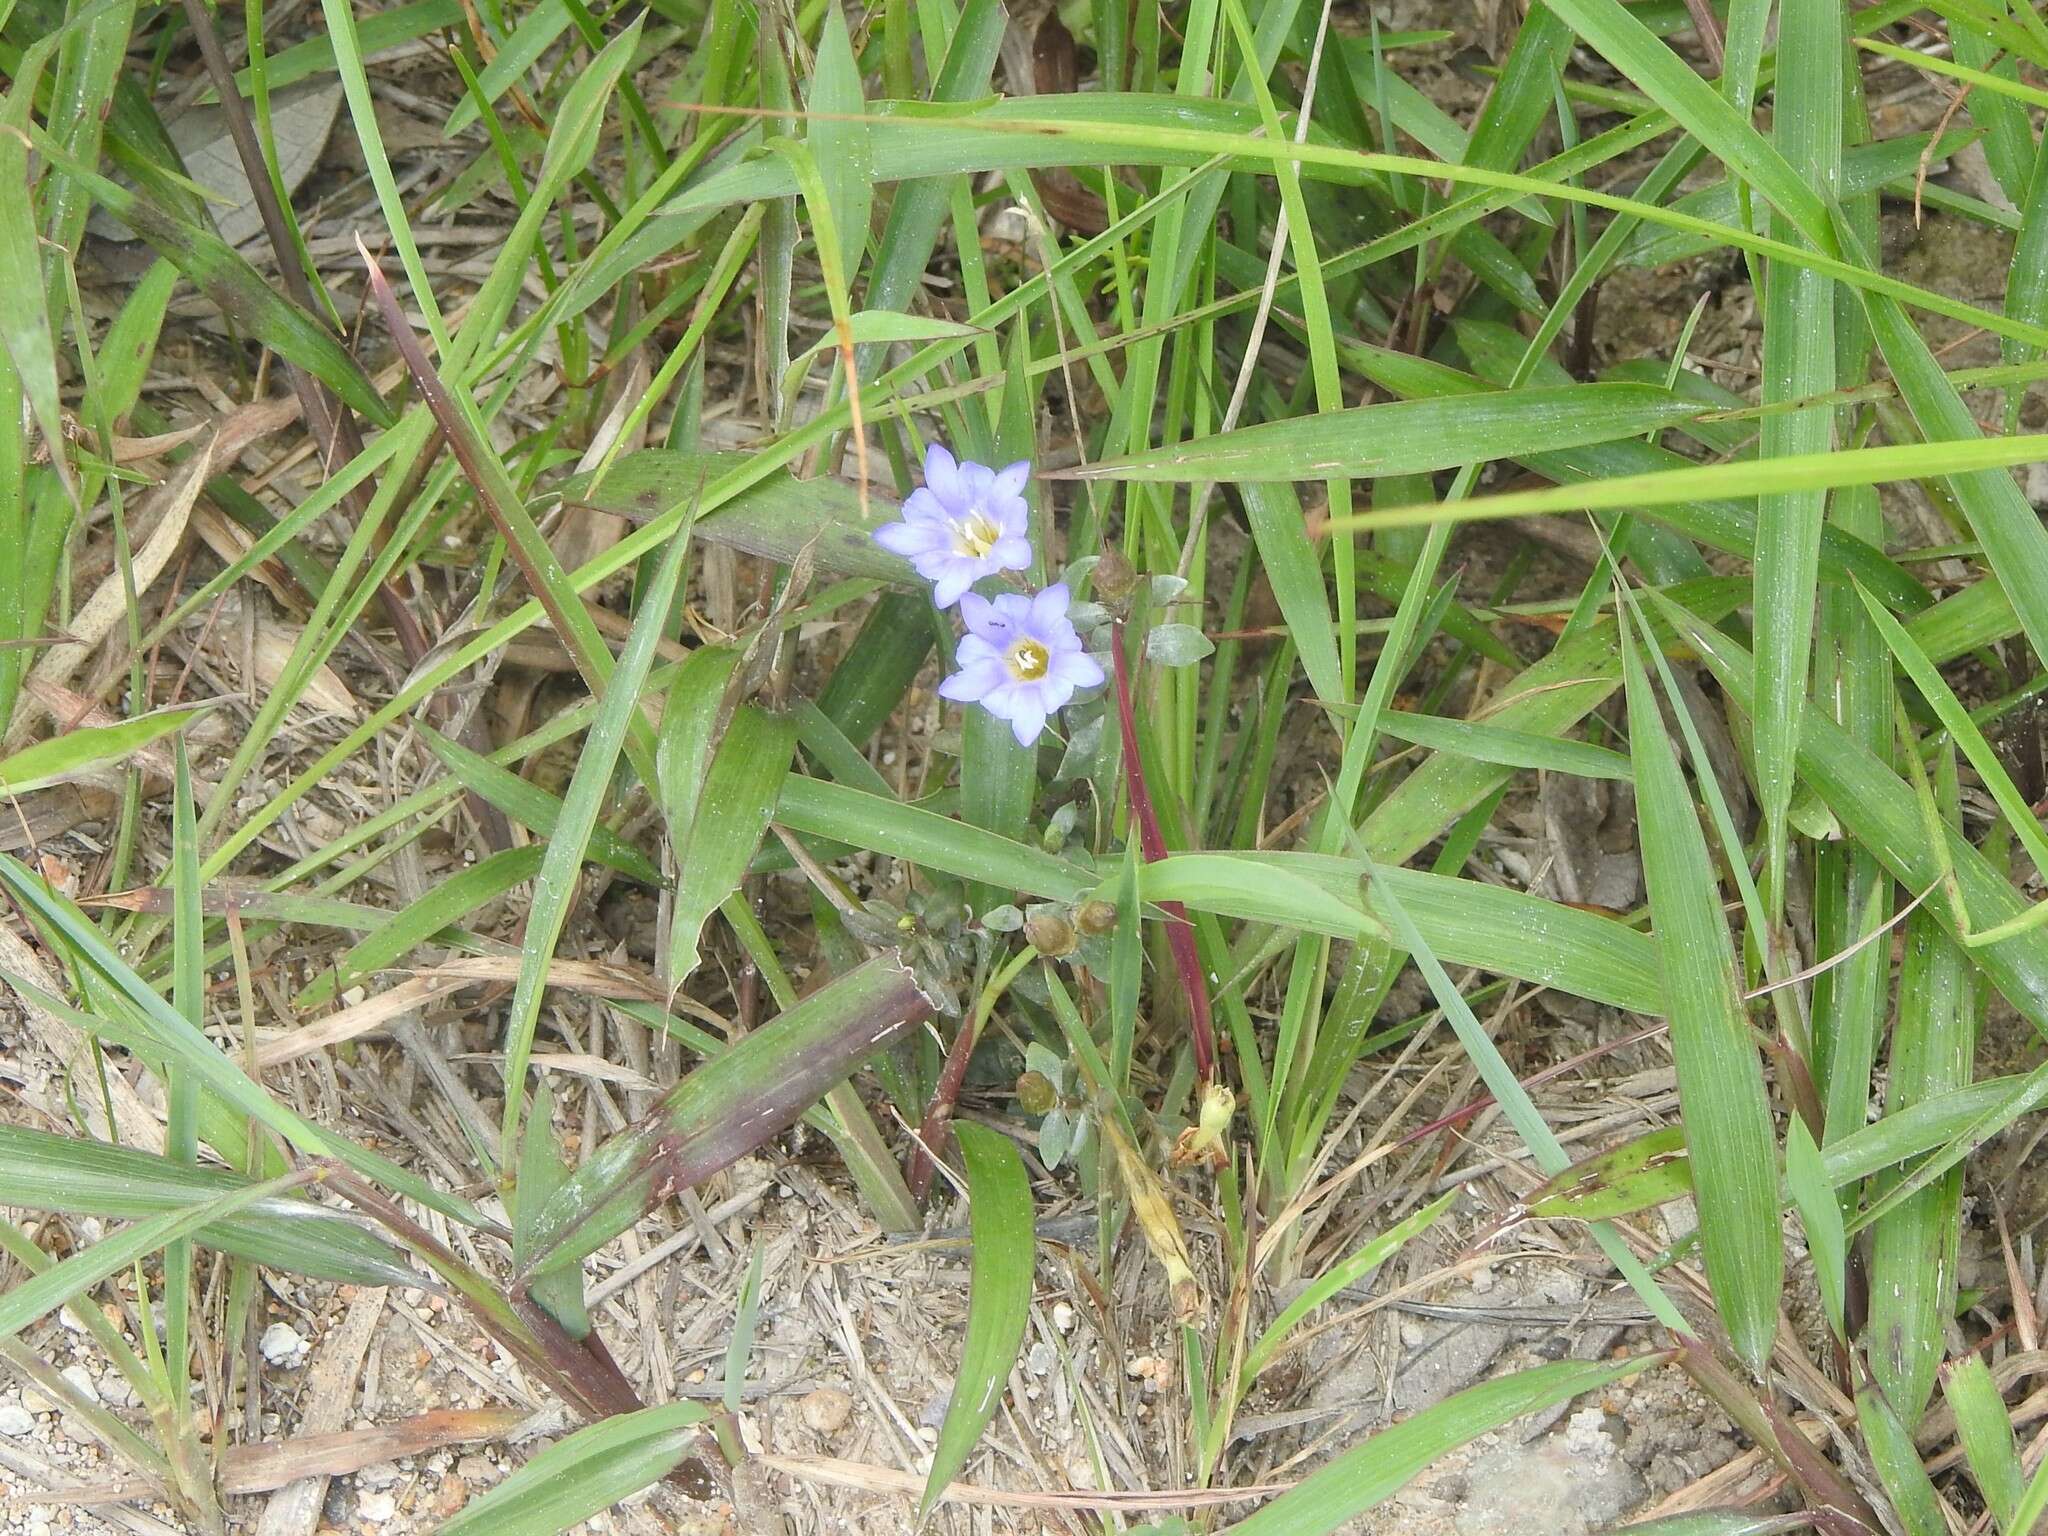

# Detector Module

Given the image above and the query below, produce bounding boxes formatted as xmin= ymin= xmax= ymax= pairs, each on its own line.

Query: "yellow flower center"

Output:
xmin=953 ymin=511 xmax=1000 ymax=559
xmin=1007 ymin=638 xmax=1051 ymax=682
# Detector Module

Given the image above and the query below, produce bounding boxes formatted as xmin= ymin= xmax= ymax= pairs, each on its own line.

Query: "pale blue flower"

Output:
xmin=872 ymin=442 xmax=1033 ymax=607
xmin=939 ymin=584 xmax=1104 ymax=747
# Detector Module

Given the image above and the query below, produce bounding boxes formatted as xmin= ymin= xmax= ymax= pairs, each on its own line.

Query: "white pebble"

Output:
xmin=1051 ymin=1302 xmax=1076 ymax=1333
xmin=357 ymin=1489 xmax=398 ymax=1523
xmin=260 ymin=1322 xmax=307 ymax=1365
xmin=59 ymin=1364 xmax=100 ymax=1403
xmin=0 ymin=1403 xmax=33 ymax=1436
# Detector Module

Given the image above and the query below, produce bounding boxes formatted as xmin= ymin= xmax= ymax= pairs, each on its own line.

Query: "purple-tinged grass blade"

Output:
xmin=521 ymin=955 xmax=937 ymax=1285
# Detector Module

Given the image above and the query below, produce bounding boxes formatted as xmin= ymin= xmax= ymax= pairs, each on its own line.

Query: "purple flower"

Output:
xmin=872 ymin=443 xmax=1033 ymax=607
xmin=939 ymin=583 xmax=1105 ymax=747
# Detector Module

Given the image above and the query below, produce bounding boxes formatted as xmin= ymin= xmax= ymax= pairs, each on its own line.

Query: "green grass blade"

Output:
xmin=1066 ymin=384 xmax=1706 ymax=482
xmin=0 ymin=702 xmax=212 ymax=793
xmin=1751 ymin=0 xmax=1839 ymax=921
xmin=436 ymin=1403 xmax=711 ymax=1536
xmin=36 ymin=138 xmax=389 ymax=427
xmin=1374 ymin=707 xmax=1630 ymax=780
xmin=1539 ymin=0 xmax=1830 ymax=244
xmin=498 ymin=519 xmax=693 ymax=1165
xmin=1784 ymin=1119 xmax=1844 ymax=1340
xmin=1239 ymin=481 xmax=1341 ymax=707
xmin=666 ymin=703 xmax=798 ymax=989
xmin=0 ymin=1125 xmax=415 ymax=1288
xmin=1650 ymin=593 xmax=2048 ymax=1042
xmin=805 ymin=4 xmax=873 ymax=276
xmin=0 ymin=1166 xmax=318 ymax=1340
xmin=1147 ymin=853 xmax=1662 ymax=1014
xmin=1220 ymin=1355 xmax=1663 ymax=1534
xmin=1242 ymin=1192 xmax=1454 ymax=1383
xmin=1856 ymin=1380 xmax=1946 ymax=1536
xmin=1858 ymin=583 xmax=2048 ymax=901
xmin=0 ymin=43 xmax=70 ymax=497
xmin=0 ymin=856 xmax=485 ymax=1227
xmin=775 ymin=776 xmax=1095 ymax=902
xmin=1866 ymin=897 xmax=1976 ymax=1422
xmin=292 ymin=846 xmax=538 ymax=1011
xmin=723 ymin=1239 xmax=767 ymax=1419
xmin=921 ymin=1122 xmax=1034 ymax=1515
xmin=522 ymin=955 xmax=935 ymax=1277
xmin=1328 ymin=431 xmax=2048 ymax=534
xmin=1944 ymin=1355 xmax=2025 ymax=1530
xmin=418 ymin=724 xmax=663 ymax=885
xmin=1622 ymin=622 xmax=1781 ymax=1372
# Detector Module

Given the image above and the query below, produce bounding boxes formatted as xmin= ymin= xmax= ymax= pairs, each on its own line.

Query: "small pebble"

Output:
xmin=799 ymin=1387 xmax=852 ymax=1436
xmin=1051 ymin=1302 xmax=1076 ymax=1333
xmin=357 ymin=1461 xmax=402 ymax=1488
xmin=260 ymin=1322 xmax=308 ymax=1365
xmin=60 ymin=1363 xmax=100 ymax=1403
xmin=1026 ymin=1341 xmax=1055 ymax=1376
xmin=0 ymin=1402 xmax=33 ymax=1436
xmin=357 ymin=1488 xmax=398 ymax=1523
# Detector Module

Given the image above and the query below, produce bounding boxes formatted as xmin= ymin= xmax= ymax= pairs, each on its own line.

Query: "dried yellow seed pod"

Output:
xmin=1103 ymin=1115 xmax=1204 ymax=1323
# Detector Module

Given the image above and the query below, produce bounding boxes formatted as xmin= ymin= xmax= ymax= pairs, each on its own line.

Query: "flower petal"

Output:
xmin=955 ymin=634 xmax=1003 ymax=667
xmin=874 ymin=520 xmax=947 ymax=557
xmin=990 ymin=590 xmax=1036 ymax=628
xmin=1052 ymin=649 xmax=1106 ymax=689
xmin=957 ymin=591 xmax=1001 ymax=637
xmin=939 ymin=660 xmax=1008 ymax=702
xmin=993 ymin=460 xmax=1030 ymax=497
xmin=931 ymin=566 xmax=977 ymax=608
xmin=1029 ymin=583 xmax=1072 ymax=629
xmin=1006 ymin=693 xmax=1048 ymax=748
xmin=923 ymin=442 xmax=966 ymax=510
xmin=991 ymin=535 xmax=1034 ymax=571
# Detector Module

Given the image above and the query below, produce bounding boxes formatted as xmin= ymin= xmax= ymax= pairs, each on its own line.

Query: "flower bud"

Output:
xmin=1075 ymin=899 xmax=1117 ymax=936
xmin=1092 ymin=548 xmax=1140 ymax=606
xmin=1171 ymin=1081 xmax=1236 ymax=1171
xmin=1016 ymin=1070 xmax=1058 ymax=1116
xmin=1025 ymin=912 xmax=1077 ymax=958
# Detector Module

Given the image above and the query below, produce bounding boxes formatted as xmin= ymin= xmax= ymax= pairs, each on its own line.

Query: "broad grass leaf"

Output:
xmin=666 ymin=703 xmax=798 ymax=989
xmin=1622 ymin=626 xmax=1781 ymax=1372
xmin=921 ymin=1123 xmax=1034 ymax=1514
xmin=435 ymin=1403 xmax=711 ymax=1536
xmin=0 ymin=1125 xmax=414 ymax=1288
xmin=0 ymin=703 xmax=212 ymax=794
xmin=1220 ymin=1356 xmax=1661 ymax=1533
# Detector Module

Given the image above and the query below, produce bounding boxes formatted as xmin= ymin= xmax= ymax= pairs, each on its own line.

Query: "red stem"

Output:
xmin=905 ymin=1019 xmax=978 ymax=1199
xmin=1112 ymin=618 xmax=1216 ymax=1083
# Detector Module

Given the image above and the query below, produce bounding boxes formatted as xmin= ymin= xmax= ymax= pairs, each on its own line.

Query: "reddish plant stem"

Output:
xmin=1112 ymin=618 xmax=1216 ymax=1084
xmin=905 ymin=1017 xmax=978 ymax=1200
